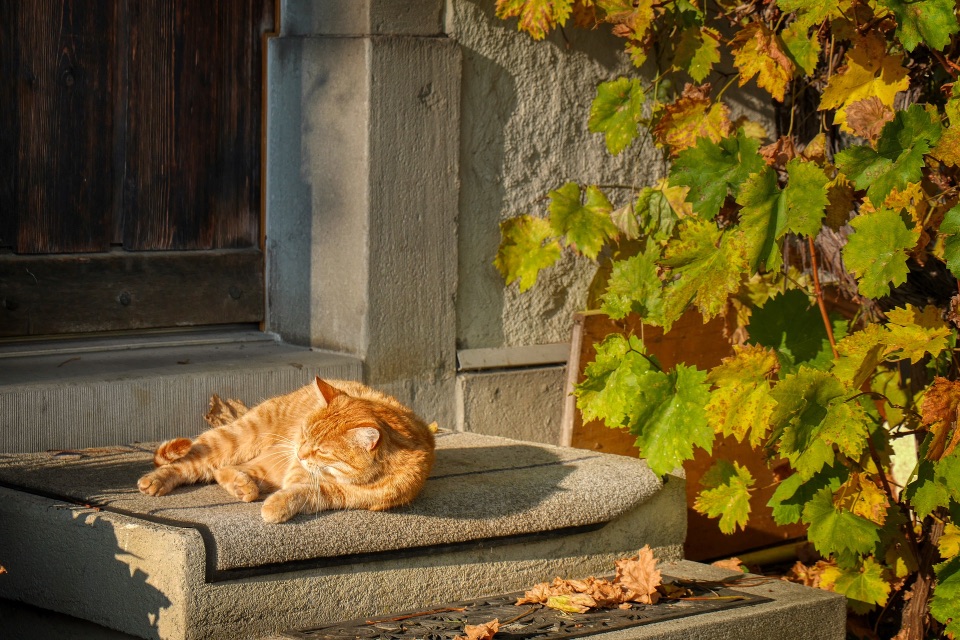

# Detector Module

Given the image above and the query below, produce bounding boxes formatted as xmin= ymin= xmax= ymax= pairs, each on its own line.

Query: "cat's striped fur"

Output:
xmin=137 ymin=378 xmax=435 ymax=523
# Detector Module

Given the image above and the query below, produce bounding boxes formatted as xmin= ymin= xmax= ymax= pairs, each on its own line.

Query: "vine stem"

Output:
xmin=806 ymin=236 xmax=838 ymax=359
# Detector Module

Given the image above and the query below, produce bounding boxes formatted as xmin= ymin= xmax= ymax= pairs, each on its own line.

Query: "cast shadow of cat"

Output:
xmin=411 ymin=443 xmax=579 ymax=520
xmin=0 ymin=455 xmax=173 ymax=639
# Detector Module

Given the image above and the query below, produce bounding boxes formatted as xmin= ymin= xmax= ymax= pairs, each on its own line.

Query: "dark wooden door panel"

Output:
xmin=123 ymin=1 xmax=268 ymax=250
xmin=0 ymin=0 xmax=119 ymax=254
xmin=0 ymin=1 xmax=274 ymax=336
xmin=0 ymin=249 xmax=264 ymax=337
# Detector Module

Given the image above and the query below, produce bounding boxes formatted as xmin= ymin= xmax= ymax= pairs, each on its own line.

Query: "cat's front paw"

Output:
xmin=137 ymin=470 xmax=173 ymax=496
xmin=261 ymin=492 xmax=296 ymax=524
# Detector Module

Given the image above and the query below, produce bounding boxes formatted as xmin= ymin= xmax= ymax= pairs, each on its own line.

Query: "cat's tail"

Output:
xmin=153 ymin=437 xmax=194 ymax=467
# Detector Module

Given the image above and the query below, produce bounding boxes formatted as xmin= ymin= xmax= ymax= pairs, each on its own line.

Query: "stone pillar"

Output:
xmin=266 ymin=0 xmax=459 ymax=426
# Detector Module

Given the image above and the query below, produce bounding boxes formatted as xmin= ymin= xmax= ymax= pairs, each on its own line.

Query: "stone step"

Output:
xmin=0 ymin=560 xmax=845 ymax=640
xmin=0 ymin=329 xmax=362 ymax=453
xmin=0 ymin=432 xmax=686 ymax=640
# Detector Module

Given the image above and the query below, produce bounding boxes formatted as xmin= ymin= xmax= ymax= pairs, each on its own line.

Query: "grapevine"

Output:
xmin=492 ymin=0 xmax=960 ymax=636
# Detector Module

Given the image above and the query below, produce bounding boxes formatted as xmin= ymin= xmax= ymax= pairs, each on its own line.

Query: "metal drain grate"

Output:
xmin=283 ymin=576 xmax=772 ymax=639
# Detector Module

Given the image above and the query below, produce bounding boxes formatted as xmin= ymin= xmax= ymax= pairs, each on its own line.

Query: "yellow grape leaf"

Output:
xmin=731 ymin=22 xmax=795 ymax=102
xmin=599 ymin=0 xmax=656 ymax=45
xmin=655 ymin=178 xmax=693 ymax=219
xmin=652 ymin=84 xmax=732 ymax=156
xmin=706 ymin=345 xmax=779 ymax=446
xmin=881 ymin=182 xmax=928 ymax=233
xmin=833 ymin=473 xmax=889 ymax=525
xmin=546 ymin=593 xmax=596 ymax=613
xmin=940 ymin=523 xmax=960 ymax=559
xmin=802 ymin=133 xmax=827 ymax=163
xmin=819 ymin=35 xmax=909 ymax=133
xmin=495 ymin=0 xmax=573 ymax=40
xmin=885 ymin=541 xmax=918 ymax=578
xmin=932 ymin=99 xmax=960 ymax=167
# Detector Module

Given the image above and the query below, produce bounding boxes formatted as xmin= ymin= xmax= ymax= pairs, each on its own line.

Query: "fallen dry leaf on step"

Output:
xmin=614 ymin=545 xmax=662 ymax=604
xmin=454 ymin=618 xmax=499 ymax=640
xmin=711 ymin=557 xmax=745 ymax=572
xmin=204 ymin=395 xmax=250 ymax=427
xmin=546 ymin=594 xmax=596 ymax=614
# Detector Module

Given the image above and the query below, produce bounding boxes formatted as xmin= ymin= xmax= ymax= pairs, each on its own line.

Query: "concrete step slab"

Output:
xmin=0 ymin=432 xmax=685 ymax=640
xmin=0 ymin=330 xmax=362 ymax=452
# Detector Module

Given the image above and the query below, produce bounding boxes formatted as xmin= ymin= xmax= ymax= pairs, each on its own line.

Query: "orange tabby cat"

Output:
xmin=137 ymin=377 xmax=435 ymax=523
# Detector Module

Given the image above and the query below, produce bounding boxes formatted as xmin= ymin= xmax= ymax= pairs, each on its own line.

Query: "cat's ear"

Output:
xmin=314 ymin=377 xmax=341 ymax=405
xmin=349 ymin=427 xmax=380 ymax=451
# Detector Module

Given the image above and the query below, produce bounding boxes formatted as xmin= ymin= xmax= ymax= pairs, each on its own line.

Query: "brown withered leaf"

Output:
xmin=845 ymin=96 xmax=895 ymax=143
xmin=454 ymin=619 xmax=499 ymax=640
xmin=760 ymin=136 xmax=798 ymax=168
xmin=711 ymin=557 xmax=745 ymax=572
xmin=656 ymin=582 xmax=693 ymax=599
xmin=921 ymin=377 xmax=960 ymax=461
xmin=651 ymin=83 xmax=732 ymax=156
xmin=614 ymin=545 xmax=662 ymax=604
xmin=948 ymin=294 xmax=960 ymax=329
xmin=571 ymin=0 xmax=598 ymax=28
xmin=0 ymin=565 xmax=7 ymax=575
xmin=824 ymin=176 xmax=855 ymax=230
xmin=782 ymin=559 xmax=836 ymax=589
xmin=205 ymin=395 xmax=249 ymax=427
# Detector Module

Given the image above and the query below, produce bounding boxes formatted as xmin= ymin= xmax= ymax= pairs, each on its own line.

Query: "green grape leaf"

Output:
xmin=768 ymin=464 xmax=848 ymax=525
xmin=495 ymin=0 xmax=573 ymax=40
xmin=634 ymin=186 xmax=680 ymax=243
xmin=673 ymin=26 xmax=721 ymax=83
xmin=628 ymin=363 xmax=713 ymax=476
xmin=589 ymin=77 xmax=647 ymax=155
xmin=706 ymin=345 xmax=779 ymax=447
xmin=576 ymin=334 xmax=652 ymax=428
xmin=737 ymin=160 xmax=829 ymax=272
xmin=835 ymin=104 xmax=941 ymax=205
xmin=842 ymin=208 xmax=919 ymax=299
xmin=669 ymin=129 xmax=765 ymax=220
xmin=694 ymin=460 xmax=755 ymax=533
xmin=748 ymin=290 xmax=838 ymax=374
xmin=821 ymin=556 xmax=891 ymax=614
xmin=939 ymin=204 xmax=960 ymax=277
xmin=495 ymin=215 xmax=563 ymax=292
xmin=931 ymin=557 xmax=960 ymax=635
xmin=772 ymin=368 xmax=868 ymax=478
xmin=575 ymin=337 xmax=712 ymax=476
xmin=548 ymin=183 xmax=618 ymax=259
xmin=877 ymin=0 xmax=960 ymax=52
xmin=660 ymin=221 xmax=750 ymax=328
xmin=600 ymin=249 xmax=666 ymax=322
xmin=803 ymin=486 xmax=882 ymax=557
xmin=781 ymin=22 xmax=821 ymax=76
xmin=904 ymin=458 xmax=953 ymax=519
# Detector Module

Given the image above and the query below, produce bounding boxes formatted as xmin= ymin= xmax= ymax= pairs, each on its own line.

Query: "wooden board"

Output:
xmin=566 ymin=310 xmax=807 ymax=561
xmin=0 ymin=249 xmax=264 ymax=337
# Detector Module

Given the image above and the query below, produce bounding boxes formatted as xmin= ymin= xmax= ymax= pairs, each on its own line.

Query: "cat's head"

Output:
xmin=296 ymin=378 xmax=385 ymax=483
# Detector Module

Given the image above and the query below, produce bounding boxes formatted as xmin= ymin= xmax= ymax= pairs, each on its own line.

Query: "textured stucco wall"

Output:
xmin=449 ymin=0 xmax=663 ymax=350
xmin=448 ymin=0 xmax=775 ymax=352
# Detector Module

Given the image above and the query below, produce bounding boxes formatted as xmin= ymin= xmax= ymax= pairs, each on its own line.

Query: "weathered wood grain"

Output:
xmin=0 ymin=249 xmax=264 ymax=336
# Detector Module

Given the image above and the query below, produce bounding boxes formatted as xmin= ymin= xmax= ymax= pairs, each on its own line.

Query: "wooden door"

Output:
xmin=0 ymin=0 xmax=275 ymax=337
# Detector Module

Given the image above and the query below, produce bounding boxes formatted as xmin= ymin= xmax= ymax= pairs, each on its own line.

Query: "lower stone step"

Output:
xmin=0 ymin=432 xmax=685 ymax=640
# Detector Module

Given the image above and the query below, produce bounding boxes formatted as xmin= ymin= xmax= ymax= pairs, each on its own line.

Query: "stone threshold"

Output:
xmin=0 ymin=328 xmax=362 ymax=453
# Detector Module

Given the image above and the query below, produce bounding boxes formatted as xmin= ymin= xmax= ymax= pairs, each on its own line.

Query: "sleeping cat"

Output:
xmin=137 ymin=377 xmax=435 ymax=523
